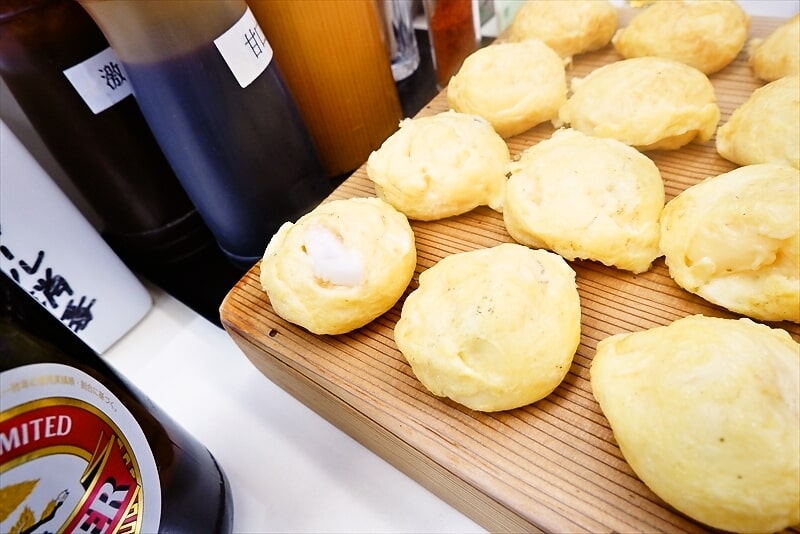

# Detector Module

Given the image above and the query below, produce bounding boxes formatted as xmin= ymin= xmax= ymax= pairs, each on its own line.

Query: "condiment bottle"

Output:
xmin=248 ymin=0 xmax=403 ymax=179
xmin=422 ymin=0 xmax=481 ymax=88
xmin=78 ymin=0 xmax=333 ymax=270
xmin=0 ymin=271 xmax=234 ymax=533
xmin=0 ymin=0 xmax=213 ymax=277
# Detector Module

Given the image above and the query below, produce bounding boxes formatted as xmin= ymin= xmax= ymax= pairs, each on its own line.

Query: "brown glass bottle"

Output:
xmin=0 ymin=272 xmax=234 ymax=533
xmin=0 ymin=0 xmax=212 ymax=272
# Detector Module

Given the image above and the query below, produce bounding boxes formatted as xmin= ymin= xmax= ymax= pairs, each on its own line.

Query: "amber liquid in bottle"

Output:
xmin=248 ymin=0 xmax=403 ymax=179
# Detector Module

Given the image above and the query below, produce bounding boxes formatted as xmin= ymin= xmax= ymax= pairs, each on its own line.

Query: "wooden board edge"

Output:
xmin=221 ymin=324 xmax=549 ymax=533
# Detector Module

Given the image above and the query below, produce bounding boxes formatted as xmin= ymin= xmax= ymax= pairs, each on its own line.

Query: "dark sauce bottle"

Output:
xmin=0 ymin=271 xmax=234 ymax=533
xmin=1 ymin=0 xmax=257 ymax=325
xmin=0 ymin=0 xmax=213 ymax=275
xmin=79 ymin=0 xmax=334 ymax=270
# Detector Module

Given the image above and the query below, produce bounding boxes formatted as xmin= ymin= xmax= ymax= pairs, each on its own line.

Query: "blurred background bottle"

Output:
xmin=0 ymin=271 xmax=233 ymax=533
xmin=78 ymin=0 xmax=333 ymax=270
xmin=0 ymin=0 xmax=217 ymax=282
xmin=248 ymin=0 xmax=404 ymax=180
xmin=422 ymin=0 xmax=481 ymax=88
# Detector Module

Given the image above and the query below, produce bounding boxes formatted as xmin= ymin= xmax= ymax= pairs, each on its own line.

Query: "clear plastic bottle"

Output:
xmin=78 ymin=0 xmax=334 ymax=270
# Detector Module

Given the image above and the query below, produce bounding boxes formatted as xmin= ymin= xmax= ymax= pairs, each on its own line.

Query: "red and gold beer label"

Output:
xmin=0 ymin=363 xmax=161 ymax=534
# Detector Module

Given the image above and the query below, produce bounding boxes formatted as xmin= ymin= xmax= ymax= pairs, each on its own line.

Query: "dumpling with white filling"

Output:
xmin=260 ymin=197 xmax=416 ymax=334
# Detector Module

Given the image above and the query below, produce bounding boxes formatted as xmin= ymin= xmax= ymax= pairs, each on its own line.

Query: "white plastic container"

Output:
xmin=0 ymin=120 xmax=152 ymax=353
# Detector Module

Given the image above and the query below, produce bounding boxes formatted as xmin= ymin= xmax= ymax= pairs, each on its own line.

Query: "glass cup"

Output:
xmin=380 ymin=0 xmax=421 ymax=81
xmin=422 ymin=0 xmax=480 ymax=89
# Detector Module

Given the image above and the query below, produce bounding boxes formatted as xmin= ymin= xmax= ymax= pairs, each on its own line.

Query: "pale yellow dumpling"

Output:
xmin=749 ymin=14 xmax=800 ymax=82
xmin=556 ymin=57 xmax=720 ymax=150
xmin=504 ymin=128 xmax=664 ymax=273
xmin=508 ymin=0 xmax=617 ymax=59
xmin=612 ymin=0 xmax=750 ymax=74
xmin=395 ymin=243 xmax=581 ymax=412
xmin=591 ymin=315 xmax=800 ymax=534
xmin=365 ymin=111 xmax=510 ymax=220
xmin=660 ymin=164 xmax=800 ymax=323
xmin=717 ymin=75 xmax=800 ymax=169
xmin=260 ymin=197 xmax=416 ymax=335
xmin=447 ymin=40 xmax=567 ymax=138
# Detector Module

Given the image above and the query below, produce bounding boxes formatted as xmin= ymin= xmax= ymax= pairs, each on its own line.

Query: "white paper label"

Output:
xmin=0 ymin=121 xmax=153 ymax=354
xmin=214 ymin=7 xmax=272 ymax=88
xmin=62 ymin=47 xmax=134 ymax=115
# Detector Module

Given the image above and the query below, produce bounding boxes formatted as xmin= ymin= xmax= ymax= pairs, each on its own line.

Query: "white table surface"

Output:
xmin=7 ymin=2 xmax=797 ymax=532
xmin=104 ymin=282 xmax=486 ymax=534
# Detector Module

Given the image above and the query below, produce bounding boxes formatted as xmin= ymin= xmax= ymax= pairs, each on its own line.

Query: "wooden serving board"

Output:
xmin=221 ymin=11 xmax=800 ymax=533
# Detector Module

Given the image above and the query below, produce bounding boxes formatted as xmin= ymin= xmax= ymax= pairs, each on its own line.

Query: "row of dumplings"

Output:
xmin=449 ymin=4 xmax=799 ymax=166
xmin=503 ymin=5 xmax=798 ymax=531
xmin=257 ymin=167 xmax=798 ymax=532
xmin=506 ymin=0 xmax=798 ymax=79
xmin=258 ymin=0 xmax=799 ymax=339
xmin=365 ymin=108 xmax=799 ymax=323
xmin=256 ymin=4 xmax=799 ymax=531
xmin=256 ymin=0 xmax=799 ymax=419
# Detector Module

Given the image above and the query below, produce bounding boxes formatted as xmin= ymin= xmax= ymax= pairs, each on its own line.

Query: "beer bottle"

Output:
xmin=0 ymin=272 xmax=234 ymax=533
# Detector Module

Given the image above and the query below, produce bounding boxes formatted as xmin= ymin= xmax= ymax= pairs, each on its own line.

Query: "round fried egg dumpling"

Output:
xmin=507 ymin=0 xmax=617 ymax=59
xmin=590 ymin=315 xmax=800 ymax=533
xmin=716 ymin=75 xmax=800 ymax=169
xmin=660 ymin=164 xmax=800 ymax=323
xmin=260 ymin=197 xmax=416 ymax=335
xmin=556 ymin=56 xmax=720 ymax=151
xmin=612 ymin=0 xmax=750 ymax=74
xmin=394 ymin=243 xmax=581 ymax=412
xmin=366 ymin=111 xmax=510 ymax=220
xmin=504 ymin=128 xmax=664 ymax=273
xmin=749 ymin=14 xmax=800 ymax=82
xmin=447 ymin=40 xmax=567 ymax=138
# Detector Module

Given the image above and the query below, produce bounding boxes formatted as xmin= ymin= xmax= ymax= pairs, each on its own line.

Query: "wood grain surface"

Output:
xmin=221 ymin=10 xmax=800 ymax=533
